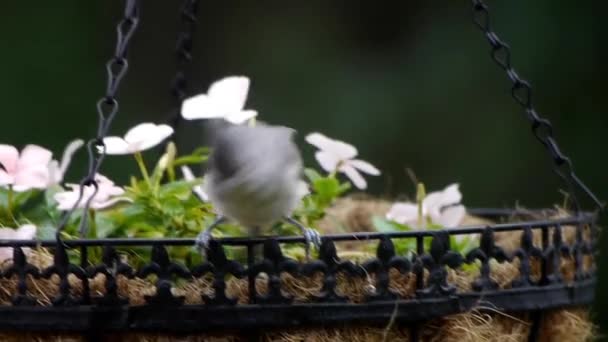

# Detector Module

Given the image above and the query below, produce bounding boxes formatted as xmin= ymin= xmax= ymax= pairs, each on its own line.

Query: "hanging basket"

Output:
xmin=0 ymin=1 xmax=602 ymax=341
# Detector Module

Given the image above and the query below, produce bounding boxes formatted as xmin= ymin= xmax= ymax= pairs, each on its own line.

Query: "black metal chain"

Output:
xmin=56 ymin=0 xmax=140 ymax=241
xmin=471 ymin=0 xmax=603 ymax=214
xmin=166 ymin=0 xmax=201 ymax=138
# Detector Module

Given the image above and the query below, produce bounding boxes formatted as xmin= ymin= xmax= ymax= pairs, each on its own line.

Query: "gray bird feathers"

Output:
xmin=203 ymin=120 xmax=304 ymax=230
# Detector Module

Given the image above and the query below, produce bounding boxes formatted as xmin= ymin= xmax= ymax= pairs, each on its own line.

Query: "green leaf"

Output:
xmin=372 ymin=216 xmax=412 ymax=233
xmin=304 ymin=168 xmax=322 ymax=182
xmin=162 ymin=197 xmax=185 ymax=217
xmin=393 ymin=239 xmax=417 ymax=256
xmin=191 ymin=146 xmax=211 ymax=156
xmin=159 ymin=180 xmax=199 ymax=200
xmin=173 ymin=155 xmax=208 ymax=167
xmin=312 ymin=177 xmax=340 ymax=200
xmin=38 ymin=223 xmax=58 ymax=240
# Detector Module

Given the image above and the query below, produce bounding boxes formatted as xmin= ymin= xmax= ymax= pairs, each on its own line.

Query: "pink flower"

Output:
xmin=0 ymin=224 xmax=36 ymax=262
xmin=0 ymin=140 xmax=83 ymax=191
xmin=53 ymin=173 xmax=128 ymax=210
xmin=305 ymin=132 xmax=380 ymax=189
xmin=0 ymin=144 xmax=53 ymax=192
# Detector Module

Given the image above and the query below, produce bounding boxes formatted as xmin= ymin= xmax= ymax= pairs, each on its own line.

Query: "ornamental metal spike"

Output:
xmin=40 ymin=243 xmax=87 ymax=306
xmin=139 ymin=244 xmax=190 ymax=306
xmin=87 ymin=246 xmax=133 ymax=305
xmin=301 ymin=238 xmax=357 ymax=302
xmin=4 ymin=247 xmax=39 ymax=305
xmin=543 ymin=225 xmax=570 ymax=284
xmin=572 ymin=224 xmax=592 ymax=280
xmin=191 ymin=240 xmax=243 ymax=305
xmin=417 ymin=231 xmax=462 ymax=297
xmin=466 ymin=227 xmax=511 ymax=291
xmin=250 ymin=239 xmax=298 ymax=304
xmin=512 ymin=226 xmax=543 ymax=288
xmin=362 ymin=236 xmax=411 ymax=301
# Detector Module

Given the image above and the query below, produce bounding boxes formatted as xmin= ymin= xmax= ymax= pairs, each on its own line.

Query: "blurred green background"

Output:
xmin=1 ymin=0 xmax=606 ymax=334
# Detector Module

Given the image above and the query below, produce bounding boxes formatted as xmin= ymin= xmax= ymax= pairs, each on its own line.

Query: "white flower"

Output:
xmin=0 ymin=144 xmax=53 ymax=192
xmin=386 ymin=183 xmax=466 ymax=229
xmin=102 ymin=123 xmax=174 ymax=155
xmin=53 ymin=173 xmax=128 ymax=210
xmin=305 ymin=132 xmax=380 ymax=189
xmin=0 ymin=224 xmax=36 ymax=262
xmin=181 ymin=76 xmax=258 ymax=124
xmin=180 ymin=166 xmax=208 ymax=201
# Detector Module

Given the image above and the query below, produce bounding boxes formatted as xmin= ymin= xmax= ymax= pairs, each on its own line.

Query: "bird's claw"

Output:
xmin=195 ymin=229 xmax=213 ymax=253
xmin=302 ymin=227 xmax=322 ymax=260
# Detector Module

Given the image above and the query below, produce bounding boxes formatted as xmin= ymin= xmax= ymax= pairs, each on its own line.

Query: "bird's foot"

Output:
xmin=195 ymin=229 xmax=213 ymax=253
xmin=284 ymin=216 xmax=322 ymax=261
xmin=195 ymin=216 xmax=226 ymax=255
xmin=302 ymin=227 xmax=322 ymax=261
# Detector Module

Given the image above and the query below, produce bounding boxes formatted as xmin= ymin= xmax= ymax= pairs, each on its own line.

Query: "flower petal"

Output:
xmin=181 ymin=165 xmax=196 ymax=182
xmin=123 ymin=123 xmax=160 ymax=145
xmin=423 ymin=183 xmax=462 ymax=213
xmin=314 ymin=151 xmax=340 ymax=173
xmin=181 ymin=166 xmax=208 ymax=201
xmin=208 ymin=76 xmax=250 ymax=113
xmin=0 ymin=225 xmax=36 ymax=262
xmin=47 ymin=160 xmax=61 ymax=185
xmin=129 ymin=124 xmax=174 ymax=153
xmin=225 ymin=110 xmax=258 ymax=124
xmin=102 ymin=137 xmax=131 ymax=155
xmin=441 ymin=183 xmax=462 ymax=206
xmin=340 ymin=164 xmax=367 ymax=189
xmin=91 ymin=196 xmax=131 ymax=210
xmin=15 ymin=224 xmax=36 ymax=240
xmin=0 ymin=171 xmax=14 ymax=187
xmin=181 ymin=94 xmax=223 ymax=120
xmin=13 ymin=164 xmax=50 ymax=191
xmin=0 ymin=144 xmax=19 ymax=173
xmin=17 ymin=145 xmax=52 ymax=170
xmin=349 ymin=159 xmax=380 ymax=175
xmin=305 ymin=132 xmax=357 ymax=159
xmin=435 ymin=205 xmax=466 ymax=228
xmin=386 ymin=202 xmax=418 ymax=225
xmin=58 ymin=139 xmax=84 ymax=177
xmin=54 ymin=187 xmax=88 ymax=210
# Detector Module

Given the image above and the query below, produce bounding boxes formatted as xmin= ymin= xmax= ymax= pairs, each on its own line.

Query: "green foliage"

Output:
xmin=292 ymin=168 xmax=350 ymax=227
xmin=376 ymin=215 xmax=479 ymax=274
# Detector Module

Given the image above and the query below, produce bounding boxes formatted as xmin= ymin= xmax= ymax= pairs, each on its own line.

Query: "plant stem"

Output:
xmin=416 ymin=183 xmax=426 ymax=228
xmin=134 ymin=152 xmax=152 ymax=189
xmin=88 ymin=209 xmax=97 ymax=238
xmin=88 ymin=209 xmax=101 ymax=263
xmin=6 ymin=186 xmax=15 ymax=222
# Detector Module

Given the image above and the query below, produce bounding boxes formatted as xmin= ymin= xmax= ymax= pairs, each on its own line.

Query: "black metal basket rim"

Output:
xmin=0 ymin=208 xmax=596 ymax=248
xmin=0 ymin=279 xmax=596 ymax=333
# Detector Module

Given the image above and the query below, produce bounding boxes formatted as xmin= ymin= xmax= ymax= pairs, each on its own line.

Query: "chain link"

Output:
xmin=56 ymin=0 xmax=141 ymax=242
xmin=167 ymin=0 xmax=200 ymax=136
xmin=471 ymin=0 xmax=603 ymax=214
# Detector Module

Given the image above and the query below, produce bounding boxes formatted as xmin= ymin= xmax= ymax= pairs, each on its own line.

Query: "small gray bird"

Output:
xmin=196 ymin=120 xmax=321 ymax=258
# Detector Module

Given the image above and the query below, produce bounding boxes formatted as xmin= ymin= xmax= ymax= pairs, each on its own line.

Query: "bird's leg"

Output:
xmin=196 ymin=215 xmax=226 ymax=253
xmin=284 ymin=216 xmax=322 ymax=260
